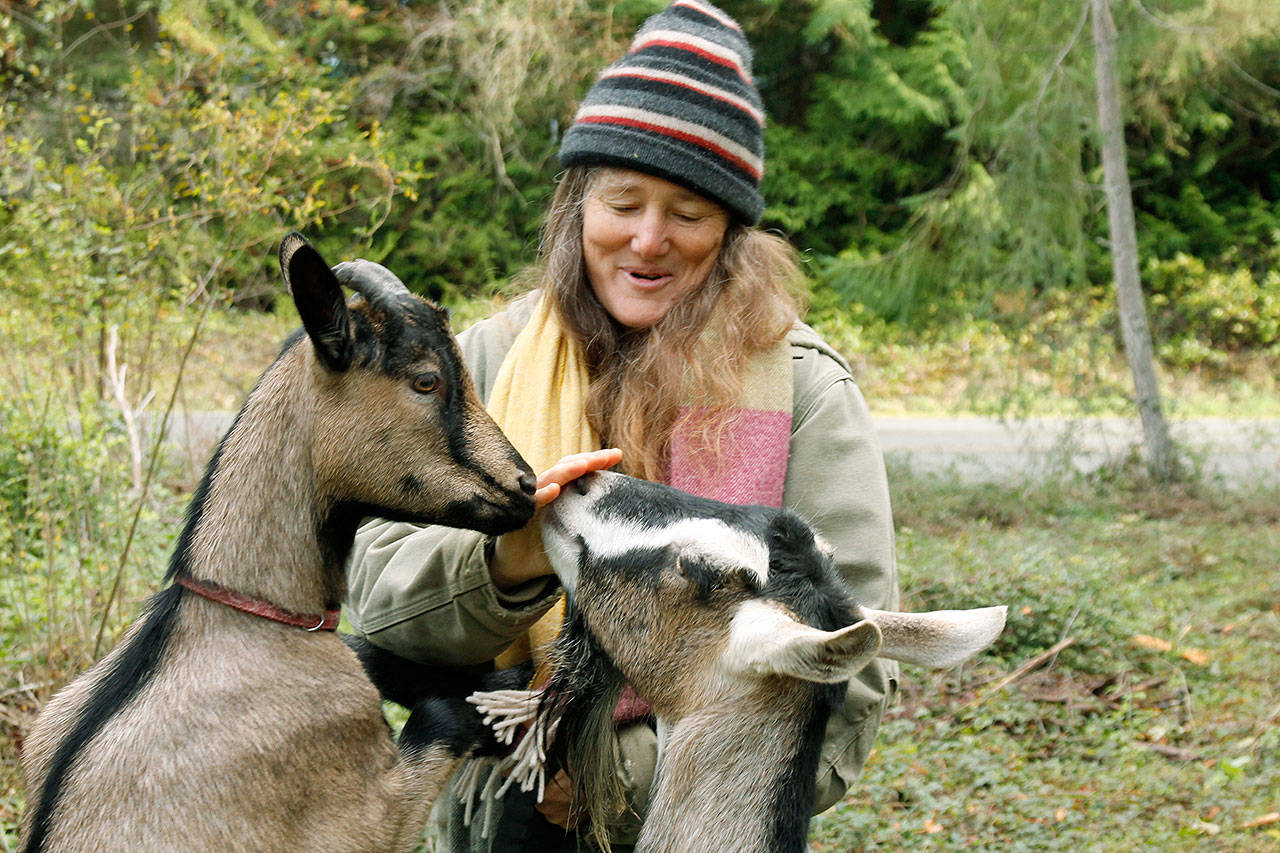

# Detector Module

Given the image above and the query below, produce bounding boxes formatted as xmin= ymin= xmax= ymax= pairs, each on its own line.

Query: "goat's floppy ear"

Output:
xmin=279 ymin=232 xmax=353 ymax=373
xmin=860 ymin=605 xmax=1007 ymax=668
xmin=724 ymin=601 xmax=883 ymax=684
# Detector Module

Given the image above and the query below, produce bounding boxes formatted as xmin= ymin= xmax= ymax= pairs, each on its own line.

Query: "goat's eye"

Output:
xmin=411 ymin=373 xmax=440 ymax=394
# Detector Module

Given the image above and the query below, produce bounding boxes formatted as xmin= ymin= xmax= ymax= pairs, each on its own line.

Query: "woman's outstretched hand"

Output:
xmin=529 ymin=448 xmax=623 ymax=508
xmin=489 ymin=448 xmax=622 ymax=591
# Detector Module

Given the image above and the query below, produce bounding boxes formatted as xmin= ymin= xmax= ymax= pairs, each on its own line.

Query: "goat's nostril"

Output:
xmin=518 ymin=471 xmax=537 ymax=496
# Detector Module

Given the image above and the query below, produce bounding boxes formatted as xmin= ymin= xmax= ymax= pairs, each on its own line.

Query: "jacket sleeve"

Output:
xmin=344 ymin=519 xmax=559 ymax=666
xmin=343 ymin=298 xmax=561 ymax=666
xmin=785 ymin=340 xmax=900 ymax=812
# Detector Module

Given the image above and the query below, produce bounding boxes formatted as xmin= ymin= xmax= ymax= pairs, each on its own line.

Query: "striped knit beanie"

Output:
xmin=558 ymin=0 xmax=765 ymax=224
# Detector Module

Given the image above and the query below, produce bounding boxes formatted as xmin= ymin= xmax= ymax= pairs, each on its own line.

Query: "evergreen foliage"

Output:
xmin=1 ymin=0 xmax=1277 ymax=357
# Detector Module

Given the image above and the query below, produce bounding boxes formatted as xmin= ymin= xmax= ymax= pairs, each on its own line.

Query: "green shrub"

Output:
xmin=0 ymin=392 xmax=178 ymax=688
xmin=1145 ymin=253 xmax=1280 ymax=365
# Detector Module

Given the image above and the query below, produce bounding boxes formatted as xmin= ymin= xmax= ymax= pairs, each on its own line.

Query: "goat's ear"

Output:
xmin=860 ymin=605 xmax=1007 ymax=668
xmin=724 ymin=601 xmax=882 ymax=684
xmin=279 ymin=232 xmax=353 ymax=372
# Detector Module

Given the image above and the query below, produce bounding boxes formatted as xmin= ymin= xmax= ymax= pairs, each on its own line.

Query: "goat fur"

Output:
xmin=19 ymin=235 xmax=536 ymax=852
xmin=537 ymin=471 xmax=1005 ymax=853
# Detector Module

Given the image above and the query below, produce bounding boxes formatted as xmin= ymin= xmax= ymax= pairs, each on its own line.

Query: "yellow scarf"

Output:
xmin=487 ymin=295 xmax=597 ymax=671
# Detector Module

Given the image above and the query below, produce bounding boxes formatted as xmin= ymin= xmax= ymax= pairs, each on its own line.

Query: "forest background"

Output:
xmin=1 ymin=0 xmax=1278 ymax=849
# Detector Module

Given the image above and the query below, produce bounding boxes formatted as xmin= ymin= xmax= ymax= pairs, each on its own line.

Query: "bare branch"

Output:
xmin=1034 ymin=0 xmax=1092 ymax=114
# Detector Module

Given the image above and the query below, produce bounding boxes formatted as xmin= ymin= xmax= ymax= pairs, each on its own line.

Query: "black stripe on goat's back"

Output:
xmin=758 ymin=514 xmax=857 ymax=852
xmin=20 ymin=584 xmax=185 ymax=853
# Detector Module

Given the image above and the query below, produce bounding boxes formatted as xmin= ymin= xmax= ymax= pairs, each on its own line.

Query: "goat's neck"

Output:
xmin=640 ymin=686 xmax=822 ymax=853
xmin=181 ymin=348 xmax=343 ymax=616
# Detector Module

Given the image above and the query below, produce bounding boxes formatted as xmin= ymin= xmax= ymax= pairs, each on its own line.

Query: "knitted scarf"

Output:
xmin=487 ymin=293 xmax=793 ymax=676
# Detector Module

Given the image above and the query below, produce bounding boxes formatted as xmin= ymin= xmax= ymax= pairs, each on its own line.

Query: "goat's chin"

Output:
xmin=353 ymin=493 xmax=533 ymax=536
xmin=433 ymin=495 xmax=535 ymax=536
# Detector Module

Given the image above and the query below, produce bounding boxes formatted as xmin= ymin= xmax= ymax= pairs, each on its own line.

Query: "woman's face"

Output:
xmin=582 ymin=169 xmax=729 ymax=329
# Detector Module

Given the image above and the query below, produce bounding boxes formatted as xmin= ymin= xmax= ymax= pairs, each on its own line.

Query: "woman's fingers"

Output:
xmin=534 ymin=448 xmax=622 ymax=508
xmin=533 ymin=482 xmax=561 ymax=507
xmin=490 ymin=449 xmax=623 ymax=588
xmin=536 ymin=448 xmax=623 ymax=488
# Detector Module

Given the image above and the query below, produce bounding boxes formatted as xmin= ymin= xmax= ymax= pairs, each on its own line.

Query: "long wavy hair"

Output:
xmin=522 ymin=166 xmax=806 ymax=482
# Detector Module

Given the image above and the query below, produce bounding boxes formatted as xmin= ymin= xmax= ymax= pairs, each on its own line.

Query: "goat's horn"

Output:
xmin=332 ymin=259 xmax=411 ymax=304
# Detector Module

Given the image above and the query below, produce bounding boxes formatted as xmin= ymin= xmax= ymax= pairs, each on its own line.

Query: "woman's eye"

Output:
xmin=412 ymin=373 xmax=440 ymax=394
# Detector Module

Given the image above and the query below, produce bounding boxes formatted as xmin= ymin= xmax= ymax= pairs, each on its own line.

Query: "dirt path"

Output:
xmin=159 ymin=411 xmax=1280 ymax=486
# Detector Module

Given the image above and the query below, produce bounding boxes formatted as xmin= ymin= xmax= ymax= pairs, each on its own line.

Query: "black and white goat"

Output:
xmin=19 ymin=236 xmax=536 ymax=853
xmin=530 ymin=471 xmax=1006 ymax=853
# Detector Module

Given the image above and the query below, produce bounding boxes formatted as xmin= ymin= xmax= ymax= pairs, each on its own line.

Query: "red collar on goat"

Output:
xmin=175 ymin=574 xmax=340 ymax=631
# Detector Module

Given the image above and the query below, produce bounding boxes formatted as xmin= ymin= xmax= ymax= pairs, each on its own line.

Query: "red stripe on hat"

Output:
xmin=633 ymin=37 xmax=750 ymax=84
xmin=576 ymin=114 xmax=761 ymax=180
xmin=604 ymin=69 xmax=763 ymax=126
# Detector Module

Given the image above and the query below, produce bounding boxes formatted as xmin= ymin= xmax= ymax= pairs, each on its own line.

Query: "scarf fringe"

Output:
xmin=457 ymin=688 xmax=564 ymax=837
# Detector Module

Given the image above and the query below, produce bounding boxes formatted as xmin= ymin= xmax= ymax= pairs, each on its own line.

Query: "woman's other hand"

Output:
xmin=489 ymin=448 xmax=622 ymax=591
xmin=535 ymin=769 xmax=584 ymax=829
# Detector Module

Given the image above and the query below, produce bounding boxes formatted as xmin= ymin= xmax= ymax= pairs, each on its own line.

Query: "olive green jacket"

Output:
xmin=345 ymin=294 xmax=900 ymax=822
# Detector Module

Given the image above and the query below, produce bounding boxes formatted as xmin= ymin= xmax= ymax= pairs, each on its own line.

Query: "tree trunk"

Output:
xmin=1090 ymin=0 xmax=1176 ymax=480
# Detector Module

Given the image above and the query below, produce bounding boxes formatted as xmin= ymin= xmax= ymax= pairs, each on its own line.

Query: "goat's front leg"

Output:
xmin=346 ymin=633 xmax=532 ymax=754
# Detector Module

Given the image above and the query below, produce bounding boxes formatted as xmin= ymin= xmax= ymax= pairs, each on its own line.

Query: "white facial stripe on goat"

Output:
xmin=568 ymin=510 xmax=770 ymax=582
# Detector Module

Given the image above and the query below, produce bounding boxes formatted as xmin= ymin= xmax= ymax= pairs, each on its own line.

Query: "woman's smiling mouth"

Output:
xmin=624 ymin=269 xmax=672 ymax=288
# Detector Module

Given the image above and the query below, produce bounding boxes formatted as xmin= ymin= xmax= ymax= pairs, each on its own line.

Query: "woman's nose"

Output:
xmin=630 ymin=210 xmax=668 ymax=258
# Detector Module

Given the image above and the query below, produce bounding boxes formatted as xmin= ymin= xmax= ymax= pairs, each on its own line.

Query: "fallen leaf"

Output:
xmin=1240 ymin=812 xmax=1280 ymax=829
xmin=1131 ymin=634 xmax=1172 ymax=652
xmin=923 ymin=817 xmax=943 ymax=834
xmin=1054 ymin=808 xmax=1067 ymax=822
xmin=1194 ymin=820 xmax=1221 ymax=836
xmin=1180 ymin=648 xmax=1211 ymax=666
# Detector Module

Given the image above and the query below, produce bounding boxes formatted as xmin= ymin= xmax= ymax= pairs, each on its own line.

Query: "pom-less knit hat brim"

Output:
xmin=558 ymin=0 xmax=765 ymax=224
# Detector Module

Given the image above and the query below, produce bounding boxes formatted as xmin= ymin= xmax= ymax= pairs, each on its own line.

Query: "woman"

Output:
xmin=345 ymin=1 xmax=899 ymax=848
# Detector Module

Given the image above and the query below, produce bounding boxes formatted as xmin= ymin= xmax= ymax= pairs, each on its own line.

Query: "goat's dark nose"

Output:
xmin=518 ymin=471 xmax=537 ymax=497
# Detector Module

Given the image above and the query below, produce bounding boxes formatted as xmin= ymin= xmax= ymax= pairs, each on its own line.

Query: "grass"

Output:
xmin=810 ymin=462 xmax=1280 ymax=851
xmin=0 ymin=295 xmax=1277 ymax=849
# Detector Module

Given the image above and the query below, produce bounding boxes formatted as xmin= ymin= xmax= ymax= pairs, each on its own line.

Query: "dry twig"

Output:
xmin=966 ymin=637 xmax=1076 ymax=707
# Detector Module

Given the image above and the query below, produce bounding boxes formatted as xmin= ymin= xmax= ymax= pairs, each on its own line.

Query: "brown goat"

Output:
xmin=536 ymin=471 xmax=1006 ymax=853
xmin=19 ymin=234 xmax=536 ymax=852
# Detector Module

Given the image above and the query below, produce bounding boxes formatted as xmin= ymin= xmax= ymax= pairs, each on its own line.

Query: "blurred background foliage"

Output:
xmin=1 ymin=0 xmax=1276 ymax=346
